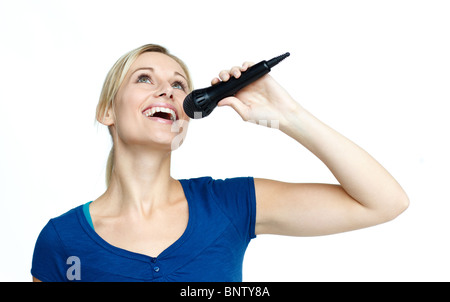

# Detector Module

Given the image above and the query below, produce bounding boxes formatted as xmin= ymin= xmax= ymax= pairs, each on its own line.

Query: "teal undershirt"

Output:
xmin=82 ymin=201 xmax=94 ymax=230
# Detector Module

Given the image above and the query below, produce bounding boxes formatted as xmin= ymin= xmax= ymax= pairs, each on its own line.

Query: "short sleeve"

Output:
xmin=208 ymin=177 xmax=257 ymax=243
xmin=31 ymin=220 xmax=69 ymax=282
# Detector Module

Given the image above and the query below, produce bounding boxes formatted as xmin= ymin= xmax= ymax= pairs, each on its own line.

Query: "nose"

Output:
xmin=156 ymin=83 xmax=174 ymax=100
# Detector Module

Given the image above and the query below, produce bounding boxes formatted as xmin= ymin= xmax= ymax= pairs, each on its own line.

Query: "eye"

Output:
xmin=172 ymin=81 xmax=187 ymax=91
xmin=137 ymin=74 xmax=153 ymax=84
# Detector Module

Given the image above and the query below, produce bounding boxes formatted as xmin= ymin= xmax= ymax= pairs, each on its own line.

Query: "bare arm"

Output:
xmin=254 ymin=105 xmax=409 ymax=236
xmin=214 ymin=63 xmax=409 ymax=236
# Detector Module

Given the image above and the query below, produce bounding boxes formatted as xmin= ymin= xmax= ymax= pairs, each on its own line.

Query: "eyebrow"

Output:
xmin=174 ymin=71 xmax=188 ymax=81
xmin=131 ymin=67 xmax=187 ymax=81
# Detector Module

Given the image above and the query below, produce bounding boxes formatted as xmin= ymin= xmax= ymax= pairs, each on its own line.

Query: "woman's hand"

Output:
xmin=212 ymin=61 xmax=409 ymax=237
xmin=211 ymin=62 xmax=301 ymax=130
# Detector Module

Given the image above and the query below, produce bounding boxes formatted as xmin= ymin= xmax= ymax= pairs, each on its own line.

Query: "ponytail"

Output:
xmin=105 ymin=147 xmax=114 ymax=187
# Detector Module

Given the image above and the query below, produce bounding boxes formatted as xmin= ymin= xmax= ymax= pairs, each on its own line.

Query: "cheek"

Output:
xmin=113 ymin=113 xmax=139 ymax=144
xmin=112 ymin=99 xmax=142 ymax=141
xmin=117 ymin=87 xmax=144 ymax=108
xmin=114 ymin=88 xmax=144 ymax=123
xmin=175 ymin=96 xmax=189 ymax=120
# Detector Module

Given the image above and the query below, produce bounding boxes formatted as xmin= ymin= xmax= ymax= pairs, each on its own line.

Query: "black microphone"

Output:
xmin=183 ymin=52 xmax=290 ymax=119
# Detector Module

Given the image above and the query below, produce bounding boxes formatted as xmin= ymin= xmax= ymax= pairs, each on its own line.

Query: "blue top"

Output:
xmin=31 ymin=177 xmax=257 ymax=282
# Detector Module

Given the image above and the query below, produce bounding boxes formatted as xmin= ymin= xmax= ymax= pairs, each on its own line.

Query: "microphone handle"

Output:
xmin=205 ymin=60 xmax=271 ymax=103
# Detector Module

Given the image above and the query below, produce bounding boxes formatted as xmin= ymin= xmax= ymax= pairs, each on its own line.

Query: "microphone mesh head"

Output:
xmin=183 ymin=89 xmax=212 ymax=119
xmin=183 ymin=93 xmax=197 ymax=119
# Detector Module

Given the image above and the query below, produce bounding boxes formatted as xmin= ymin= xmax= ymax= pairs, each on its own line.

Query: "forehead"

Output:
xmin=130 ymin=52 xmax=186 ymax=77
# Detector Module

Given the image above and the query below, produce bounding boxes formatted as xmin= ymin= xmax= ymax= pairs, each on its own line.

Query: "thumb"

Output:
xmin=217 ymin=97 xmax=249 ymax=121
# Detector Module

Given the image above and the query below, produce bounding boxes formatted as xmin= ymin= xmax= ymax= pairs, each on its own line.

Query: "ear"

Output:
xmin=98 ymin=107 xmax=115 ymax=126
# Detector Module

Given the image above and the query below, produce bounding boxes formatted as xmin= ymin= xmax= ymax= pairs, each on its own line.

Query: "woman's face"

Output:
xmin=109 ymin=52 xmax=190 ymax=151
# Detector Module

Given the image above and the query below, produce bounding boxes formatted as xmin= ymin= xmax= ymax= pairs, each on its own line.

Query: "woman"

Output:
xmin=31 ymin=44 xmax=409 ymax=282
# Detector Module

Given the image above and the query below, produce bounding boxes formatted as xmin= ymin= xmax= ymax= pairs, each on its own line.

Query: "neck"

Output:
xmin=101 ymin=144 xmax=178 ymax=216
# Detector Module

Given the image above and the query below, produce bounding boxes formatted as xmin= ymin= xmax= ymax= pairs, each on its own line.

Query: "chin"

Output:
xmin=147 ymin=130 xmax=187 ymax=152
xmin=117 ymin=119 xmax=189 ymax=152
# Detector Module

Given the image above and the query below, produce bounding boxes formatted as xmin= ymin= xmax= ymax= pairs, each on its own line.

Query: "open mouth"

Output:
xmin=143 ymin=106 xmax=177 ymax=122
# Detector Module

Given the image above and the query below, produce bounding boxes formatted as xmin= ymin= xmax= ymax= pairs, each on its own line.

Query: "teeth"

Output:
xmin=144 ymin=107 xmax=177 ymax=121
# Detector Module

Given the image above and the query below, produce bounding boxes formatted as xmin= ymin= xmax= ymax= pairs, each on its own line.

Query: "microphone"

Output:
xmin=183 ymin=52 xmax=290 ymax=119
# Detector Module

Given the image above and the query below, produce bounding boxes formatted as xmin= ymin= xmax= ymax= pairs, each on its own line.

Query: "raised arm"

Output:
xmin=214 ymin=62 xmax=409 ymax=236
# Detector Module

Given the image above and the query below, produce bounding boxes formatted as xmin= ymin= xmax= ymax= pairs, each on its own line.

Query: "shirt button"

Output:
xmin=154 ymin=266 xmax=160 ymax=272
xmin=151 ymin=258 xmax=157 ymax=263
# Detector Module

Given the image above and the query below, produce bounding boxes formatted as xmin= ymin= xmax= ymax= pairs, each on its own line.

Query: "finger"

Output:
xmin=213 ymin=61 xmax=255 ymax=85
xmin=211 ymin=77 xmax=221 ymax=85
xmin=219 ymin=70 xmax=231 ymax=81
xmin=241 ymin=61 xmax=254 ymax=72
xmin=230 ymin=66 xmax=242 ymax=79
xmin=220 ymin=65 xmax=245 ymax=82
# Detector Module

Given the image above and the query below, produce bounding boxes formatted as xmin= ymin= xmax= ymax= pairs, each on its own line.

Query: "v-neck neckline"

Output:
xmin=79 ymin=179 xmax=194 ymax=262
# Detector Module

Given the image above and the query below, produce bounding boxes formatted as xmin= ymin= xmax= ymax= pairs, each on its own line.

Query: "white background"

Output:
xmin=1 ymin=0 xmax=449 ymax=281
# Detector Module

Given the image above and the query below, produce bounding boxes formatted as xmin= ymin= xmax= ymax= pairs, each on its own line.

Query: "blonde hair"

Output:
xmin=95 ymin=44 xmax=193 ymax=187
